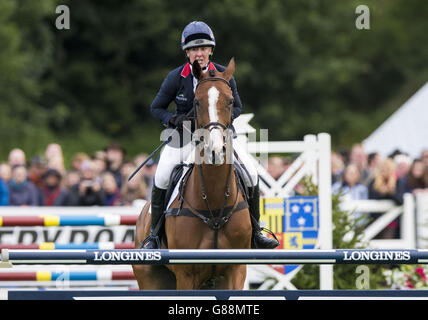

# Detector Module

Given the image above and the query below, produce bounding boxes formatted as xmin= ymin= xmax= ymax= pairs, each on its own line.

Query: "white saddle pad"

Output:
xmin=165 ymin=148 xmax=195 ymax=210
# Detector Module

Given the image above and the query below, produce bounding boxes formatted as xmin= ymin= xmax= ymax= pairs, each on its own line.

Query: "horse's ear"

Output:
xmin=192 ymin=60 xmax=203 ymax=81
xmin=222 ymin=57 xmax=235 ymax=81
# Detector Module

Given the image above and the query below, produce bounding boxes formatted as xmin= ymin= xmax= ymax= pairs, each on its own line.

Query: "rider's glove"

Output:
xmin=170 ymin=114 xmax=189 ymax=129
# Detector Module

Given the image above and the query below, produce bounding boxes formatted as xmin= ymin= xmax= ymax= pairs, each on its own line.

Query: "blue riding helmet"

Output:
xmin=181 ymin=21 xmax=216 ymax=51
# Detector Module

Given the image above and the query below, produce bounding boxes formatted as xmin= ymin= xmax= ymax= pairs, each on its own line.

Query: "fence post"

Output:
xmin=304 ymin=134 xmax=318 ymax=185
xmin=402 ymin=193 xmax=416 ymax=248
xmin=318 ymin=133 xmax=333 ymax=290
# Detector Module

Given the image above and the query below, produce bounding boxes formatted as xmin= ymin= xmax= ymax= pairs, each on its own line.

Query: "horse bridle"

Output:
xmin=193 ymin=73 xmax=233 ymax=132
xmin=183 ymin=74 xmax=239 ymax=240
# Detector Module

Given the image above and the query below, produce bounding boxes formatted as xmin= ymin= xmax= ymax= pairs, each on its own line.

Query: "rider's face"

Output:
xmin=186 ymin=46 xmax=212 ymax=68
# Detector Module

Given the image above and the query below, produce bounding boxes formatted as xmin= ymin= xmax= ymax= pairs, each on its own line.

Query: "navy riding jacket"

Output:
xmin=150 ymin=61 xmax=242 ymax=127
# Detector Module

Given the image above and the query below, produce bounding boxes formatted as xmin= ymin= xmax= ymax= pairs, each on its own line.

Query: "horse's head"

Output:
xmin=193 ymin=58 xmax=235 ymax=166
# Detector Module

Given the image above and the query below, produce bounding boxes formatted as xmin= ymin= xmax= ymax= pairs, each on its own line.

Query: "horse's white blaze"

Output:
xmin=208 ymin=86 xmax=219 ymax=122
xmin=207 ymin=86 xmax=224 ymax=154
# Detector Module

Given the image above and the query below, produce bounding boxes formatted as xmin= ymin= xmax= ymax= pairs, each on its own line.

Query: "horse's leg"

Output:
xmin=230 ymin=265 xmax=247 ymax=289
xmin=132 ymin=265 xmax=176 ymax=290
xmin=211 ymin=265 xmax=247 ymax=290
xmin=175 ymin=272 xmax=200 ymax=290
xmin=133 ymin=202 xmax=176 ymax=290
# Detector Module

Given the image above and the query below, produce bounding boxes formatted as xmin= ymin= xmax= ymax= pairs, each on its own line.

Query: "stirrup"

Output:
xmin=140 ymin=234 xmax=161 ymax=249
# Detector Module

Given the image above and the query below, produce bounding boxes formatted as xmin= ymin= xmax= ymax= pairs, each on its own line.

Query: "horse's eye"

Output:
xmin=228 ymin=99 xmax=234 ymax=108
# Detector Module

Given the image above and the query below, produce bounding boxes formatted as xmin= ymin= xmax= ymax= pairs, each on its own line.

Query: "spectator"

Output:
xmin=0 ymin=176 xmax=8 ymax=206
xmin=101 ymin=172 xmax=121 ymax=206
xmin=105 ymin=142 xmax=125 ymax=189
xmin=8 ymin=148 xmax=26 ymax=167
xmin=388 ymin=149 xmax=405 ymax=159
xmin=368 ymin=152 xmax=381 ymax=170
xmin=332 ymin=164 xmax=368 ymax=225
xmin=65 ymin=170 xmax=81 ymax=189
xmin=366 ymin=152 xmax=382 ymax=184
xmin=121 ymin=165 xmax=148 ymax=205
xmin=45 ymin=143 xmax=66 ymax=175
xmin=400 ymin=159 xmax=428 ymax=195
xmin=282 ymin=156 xmax=292 ymax=172
xmin=134 ymin=153 xmax=148 ymax=169
xmin=120 ymin=160 xmax=135 ymax=182
xmin=368 ymin=158 xmax=405 ymax=204
xmin=0 ymin=163 xmax=12 ymax=183
xmin=134 ymin=154 xmax=157 ymax=198
xmin=28 ymin=156 xmax=47 ymax=188
xmin=267 ymin=156 xmax=286 ymax=180
xmin=77 ymin=160 xmax=103 ymax=206
xmin=92 ymin=151 xmax=108 ymax=176
xmin=420 ymin=149 xmax=428 ymax=168
xmin=39 ymin=169 xmax=71 ymax=206
xmin=8 ymin=165 xmax=39 ymax=206
xmin=64 ymin=170 xmax=81 ymax=206
xmin=70 ymin=152 xmax=90 ymax=172
xmin=332 ymin=164 xmax=368 ymax=201
xmin=394 ymin=154 xmax=412 ymax=180
xmin=349 ymin=144 xmax=370 ymax=185
xmin=331 ymin=152 xmax=345 ymax=184
xmin=368 ymin=158 xmax=406 ymax=239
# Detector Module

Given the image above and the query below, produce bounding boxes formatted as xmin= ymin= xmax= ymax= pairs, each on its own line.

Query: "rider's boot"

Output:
xmin=248 ymin=183 xmax=280 ymax=249
xmin=142 ymin=184 xmax=167 ymax=249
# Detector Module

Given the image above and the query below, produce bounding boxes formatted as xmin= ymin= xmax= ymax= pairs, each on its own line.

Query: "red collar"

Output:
xmin=180 ymin=62 xmax=216 ymax=78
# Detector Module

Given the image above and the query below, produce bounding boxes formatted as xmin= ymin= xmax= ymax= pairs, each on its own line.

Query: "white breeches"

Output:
xmin=154 ymin=140 xmax=258 ymax=189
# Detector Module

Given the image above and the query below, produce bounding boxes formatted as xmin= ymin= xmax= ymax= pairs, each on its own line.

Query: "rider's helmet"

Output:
xmin=181 ymin=21 xmax=215 ymax=51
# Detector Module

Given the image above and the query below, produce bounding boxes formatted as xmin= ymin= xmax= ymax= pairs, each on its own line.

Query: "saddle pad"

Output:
xmin=165 ymin=148 xmax=195 ymax=210
xmin=166 ymin=165 xmax=190 ymax=210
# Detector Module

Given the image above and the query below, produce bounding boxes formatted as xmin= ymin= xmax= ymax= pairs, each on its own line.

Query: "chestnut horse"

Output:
xmin=132 ymin=58 xmax=252 ymax=290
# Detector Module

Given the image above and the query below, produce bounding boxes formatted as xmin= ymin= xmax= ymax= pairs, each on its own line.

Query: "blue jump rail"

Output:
xmin=1 ymin=249 xmax=428 ymax=266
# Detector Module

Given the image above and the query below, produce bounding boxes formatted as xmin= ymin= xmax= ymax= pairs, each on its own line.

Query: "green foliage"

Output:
xmin=0 ymin=0 xmax=56 ymax=158
xmin=0 ymin=0 xmax=427 ymax=162
xmin=292 ymin=177 xmax=386 ymax=289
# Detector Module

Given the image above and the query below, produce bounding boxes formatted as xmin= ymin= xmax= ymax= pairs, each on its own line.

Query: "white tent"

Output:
xmin=363 ymin=82 xmax=428 ymax=159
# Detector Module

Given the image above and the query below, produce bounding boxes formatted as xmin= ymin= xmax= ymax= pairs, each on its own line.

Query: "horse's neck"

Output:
xmin=191 ymin=163 xmax=236 ymax=207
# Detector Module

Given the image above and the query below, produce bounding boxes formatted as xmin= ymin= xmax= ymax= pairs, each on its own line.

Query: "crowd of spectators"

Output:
xmin=0 ymin=142 xmax=157 ymax=207
xmin=264 ymin=144 xmax=428 ymax=239
xmin=332 ymin=144 xmax=428 ymax=238
xmin=331 ymin=144 xmax=428 ymax=203
xmin=1 ymin=141 xmax=428 ymax=214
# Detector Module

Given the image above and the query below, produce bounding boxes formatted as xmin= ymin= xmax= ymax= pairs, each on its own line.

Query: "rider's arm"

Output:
xmin=229 ymin=76 xmax=242 ymax=120
xmin=150 ymin=70 xmax=179 ymax=126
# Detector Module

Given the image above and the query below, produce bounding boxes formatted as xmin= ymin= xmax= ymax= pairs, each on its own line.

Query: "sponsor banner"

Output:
xmin=0 ymin=226 xmax=135 ymax=244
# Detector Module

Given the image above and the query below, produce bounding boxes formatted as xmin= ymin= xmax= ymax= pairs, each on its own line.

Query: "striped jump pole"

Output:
xmin=2 ymin=249 xmax=428 ymax=266
xmin=0 ymin=271 xmax=135 ymax=282
xmin=0 ymin=242 xmax=135 ymax=250
xmin=0 ymin=215 xmax=137 ymax=227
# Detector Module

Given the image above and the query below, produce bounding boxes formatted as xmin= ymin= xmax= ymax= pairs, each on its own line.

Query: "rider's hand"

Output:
xmin=170 ymin=114 xmax=189 ymax=129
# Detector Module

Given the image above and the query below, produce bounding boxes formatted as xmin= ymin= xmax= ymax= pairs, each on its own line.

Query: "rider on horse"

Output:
xmin=144 ymin=21 xmax=279 ymax=250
